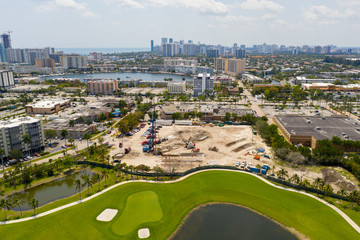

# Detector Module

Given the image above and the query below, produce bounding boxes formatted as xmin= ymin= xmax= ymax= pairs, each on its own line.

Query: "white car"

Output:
xmin=247 ymin=163 xmax=252 ymax=168
xmin=235 ymin=161 xmax=240 ymax=167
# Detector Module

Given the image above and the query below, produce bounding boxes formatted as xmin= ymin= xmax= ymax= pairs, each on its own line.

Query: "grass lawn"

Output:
xmin=0 ymin=170 xmax=359 ymax=240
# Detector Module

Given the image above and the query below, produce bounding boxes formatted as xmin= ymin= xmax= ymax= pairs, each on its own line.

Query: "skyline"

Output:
xmin=1 ymin=0 xmax=360 ymax=48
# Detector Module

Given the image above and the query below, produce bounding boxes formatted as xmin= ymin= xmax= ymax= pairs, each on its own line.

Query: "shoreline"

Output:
xmin=167 ymin=202 xmax=309 ymax=240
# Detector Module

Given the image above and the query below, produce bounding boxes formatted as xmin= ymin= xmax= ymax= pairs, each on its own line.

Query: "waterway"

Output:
xmin=172 ymin=204 xmax=298 ymax=240
xmin=41 ymin=72 xmax=193 ymax=83
xmin=6 ymin=169 xmax=94 ymax=211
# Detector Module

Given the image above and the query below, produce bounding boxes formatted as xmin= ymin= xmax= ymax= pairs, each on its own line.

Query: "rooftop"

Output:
xmin=26 ymin=99 xmax=69 ymax=108
xmin=275 ymin=115 xmax=360 ymax=141
xmin=0 ymin=117 xmax=40 ymax=129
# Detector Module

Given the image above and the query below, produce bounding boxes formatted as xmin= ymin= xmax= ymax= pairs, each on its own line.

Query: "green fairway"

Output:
xmin=0 ymin=170 xmax=359 ymax=240
xmin=112 ymin=191 xmax=163 ymax=235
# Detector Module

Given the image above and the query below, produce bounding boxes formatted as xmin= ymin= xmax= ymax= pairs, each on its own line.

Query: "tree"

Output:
xmin=0 ymin=148 xmax=4 ymax=172
xmin=91 ymin=173 xmax=101 ymax=192
xmin=101 ymin=170 xmax=109 ymax=186
xmin=44 ymin=129 xmax=57 ymax=145
xmin=224 ymin=112 xmax=231 ymax=121
xmin=74 ymin=179 xmax=82 ymax=200
xmin=285 ymin=152 xmax=306 ymax=166
xmin=22 ymin=134 xmax=32 ymax=154
xmin=171 ymin=112 xmax=182 ymax=121
xmin=68 ymin=137 xmax=74 ymax=146
xmin=323 ymin=184 xmax=334 ymax=196
xmin=29 ymin=198 xmax=39 ymax=216
xmin=0 ymin=198 xmax=12 ymax=220
xmin=61 ymin=129 xmax=68 ymax=153
xmin=9 ymin=149 xmax=23 ymax=160
xmin=337 ymin=189 xmax=347 ymax=198
xmin=289 ymin=174 xmax=300 ymax=185
xmin=313 ymin=177 xmax=324 ymax=193
xmin=12 ymin=198 xmax=24 ymax=217
xmin=153 ymin=166 xmax=164 ymax=181
xmin=276 ymin=168 xmax=288 ymax=180
xmin=81 ymin=174 xmax=92 ymax=196
xmin=86 ymin=118 xmax=92 ymax=125
xmin=83 ymin=133 xmax=91 ymax=148
xmin=69 ymin=120 xmax=75 ymax=128
xmin=231 ymin=113 xmax=238 ymax=121
xmin=98 ymin=136 xmax=105 ymax=145
xmin=118 ymin=120 xmax=130 ymax=135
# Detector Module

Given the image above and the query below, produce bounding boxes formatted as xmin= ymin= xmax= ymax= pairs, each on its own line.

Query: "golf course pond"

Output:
xmin=171 ymin=204 xmax=298 ymax=240
xmin=7 ymin=169 xmax=94 ymax=211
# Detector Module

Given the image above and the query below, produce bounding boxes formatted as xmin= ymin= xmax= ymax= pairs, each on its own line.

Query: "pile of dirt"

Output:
xmin=225 ymin=138 xmax=246 ymax=147
xmin=232 ymin=143 xmax=253 ymax=153
xmin=322 ymin=168 xmax=357 ymax=192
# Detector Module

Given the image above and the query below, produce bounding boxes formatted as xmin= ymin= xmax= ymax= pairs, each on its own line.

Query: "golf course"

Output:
xmin=0 ymin=170 xmax=359 ymax=239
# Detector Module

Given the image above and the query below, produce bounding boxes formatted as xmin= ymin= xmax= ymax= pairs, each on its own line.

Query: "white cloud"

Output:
xmin=107 ymin=0 xmax=229 ymax=15
xmin=35 ymin=0 xmax=100 ymax=18
xmin=303 ymin=5 xmax=357 ymax=22
xmin=239 ymin=0 xmax=283 ymax=11
xmin=213 ymin=14 xmax=254 ymax=23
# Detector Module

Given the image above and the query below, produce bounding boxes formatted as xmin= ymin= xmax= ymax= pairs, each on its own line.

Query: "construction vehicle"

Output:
xmin=192 ymin=148 xmax=200 ymax=153
xmin=119 ymin=141 xmax=123 ymax=148
xmin=208 ymin=146 xmax=219 ymax=152
xmin=254 ymin=155 xmax=260 ymax=160
xmin=261 ymin=165 xmax=271 ymax=175
xmin=124 ymin=147 xmax=131 ymax=154
xmin=264 ymin=154 xmax=270 ymax=159
xmin=173 ymin=125 xmax=195 ymax=149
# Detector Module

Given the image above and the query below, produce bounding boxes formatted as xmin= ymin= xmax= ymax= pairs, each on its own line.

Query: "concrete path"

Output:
xmin=1 ymin=169 xmax=360 ymax=235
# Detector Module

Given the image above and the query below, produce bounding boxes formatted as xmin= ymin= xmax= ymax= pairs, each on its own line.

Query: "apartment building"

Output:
xmin=215 ymin=58 xmax=246 ymax=76
xmin=0 ymin=70 xmax=15 ymax=90
xmin=88 ymin=79 xmax=118 ymax=95
xmin=0 ymin=117 xmax=45 ymax=160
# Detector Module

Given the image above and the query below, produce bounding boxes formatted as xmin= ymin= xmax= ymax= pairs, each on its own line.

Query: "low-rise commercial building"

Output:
xmin=302 ymin=83 xmax=360 ymax=92
xmin=0 ymin=117 xmax=45 ymax=160
xmin=273 ymin=115 xmax=360 ymax=148
xmin=26 ymin=99 xmax=71 ymax=115
xmin=43 ymin=119 xmax=96 ymax=139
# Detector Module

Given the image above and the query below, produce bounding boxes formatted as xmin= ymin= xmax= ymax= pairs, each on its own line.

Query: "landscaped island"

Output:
xmin=0 ymin=170 xmax=359 ymax=239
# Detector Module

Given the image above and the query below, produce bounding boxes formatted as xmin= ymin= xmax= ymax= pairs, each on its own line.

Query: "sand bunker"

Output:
xmin=138 ymin=228 xmax=150 ymax=239
xmin=96 ymin=209 xmax=118 ymax=222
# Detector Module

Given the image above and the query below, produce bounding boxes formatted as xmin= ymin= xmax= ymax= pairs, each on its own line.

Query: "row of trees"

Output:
xmin=0 ymin=198 xmax=38 ymax=220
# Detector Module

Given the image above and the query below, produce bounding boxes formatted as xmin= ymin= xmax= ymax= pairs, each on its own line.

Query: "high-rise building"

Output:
xmin=0 ymin=70 xmax=14 ymax=90
xmin=215 ymin=58 xmax=245 ymax=76
xmin=314 ymin=46 xmax=322 ymax=54
xmin=323 ymin=45 xmax=331 ymax=54
xmin=234 ymin=49 xmax=246 ymax=58
xmin=206 ymin=49 xmax=219 ymax=58
xmin=151 ymin=40 xmax=154 ymax=52
xmin=1 ymin=33 xmax=12 ymax=49
xmin=0 ymin=117 xmax=45 ymax=160
xmin=35 ymin=58 xmax=55 ymax=69
xmin=183 ymin=43 xmax=198 ymax=56
xmin=88 ymin=79 xmax=118 ymax=95
xmin=169 ymin=38 xmax=173 ymax=43
xmin=0 ymin=43 xmax=6 ymax=62
xmin=162 ymin=43 xmax=178 ymax=57
xmin=193 ymin=73 xmax=214 ymax=97
xmin=161 ymin=38 xmax=168 ymax=45
xmin=60 ymin=54 xmax=88 ymax=69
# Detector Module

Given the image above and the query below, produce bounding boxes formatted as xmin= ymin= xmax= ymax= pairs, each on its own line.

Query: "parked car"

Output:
xmin=235 ymin=161 xmax=240 ymax=167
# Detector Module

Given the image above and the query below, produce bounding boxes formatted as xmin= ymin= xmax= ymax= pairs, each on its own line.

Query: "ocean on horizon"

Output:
xmin=56 ymin=48 xmax=149 ymax=55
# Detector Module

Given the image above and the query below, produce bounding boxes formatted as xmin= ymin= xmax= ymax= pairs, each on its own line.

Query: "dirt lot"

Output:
xmin=107 ymin=124 xmax=358 ymax=193
xmin=109 ymin=125 xmax=272 ymax=172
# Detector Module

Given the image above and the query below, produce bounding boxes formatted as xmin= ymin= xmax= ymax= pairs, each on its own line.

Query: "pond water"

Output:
xmin=6 ymin=169 xmax=94 ymax=211
xmin=41 ymin=72 xmax=193 ymax=83
xmin=172 ymin=204 xmax=298 ymax=240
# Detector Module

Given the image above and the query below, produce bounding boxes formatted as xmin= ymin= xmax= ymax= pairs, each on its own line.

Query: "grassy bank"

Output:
xmin=0 ymin=171 xmax=359 ymax=239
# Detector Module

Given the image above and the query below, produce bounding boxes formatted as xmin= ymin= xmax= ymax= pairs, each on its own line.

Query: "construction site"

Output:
xmin=109 ymin=123 xmax=273 ymax=173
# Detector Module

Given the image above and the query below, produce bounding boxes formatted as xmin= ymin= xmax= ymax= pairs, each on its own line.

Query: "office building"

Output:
xmin=206 ymin=49 xmax=219 ymax=58
xmin=167 ymin=82 xmax=186 ymax=94
xmin=44 ymin=119 xmax=96 ymax=139
xmin=235 ymin=49 xmax=246 ymax=58
xmin=164 ymin=58 xmax=198 ymax=66
xmin=162 ymin=43 xmax=177 ymax=57
xmin=26 ymin=99 xmax=71 ymax=115
xmin=0 ymin=117 xmax=45 ymax=160
xmin=0 ymin=43 xmax=6 ymax=62
xmin=169 ymin=38 xmax=173 ymax=43
xmin=183 ymin=43 xmax=198 ymax=56
xmin=161 ymin=38 xmax=168 ymax=45
xmin=151 ymin=40 xmax=154 ymax=52
xmin=193 ymin=73 xmax=214 ymax=97
xmin=314 ymin=46 xmax=322 ymax=54
xmin=88 ymin=79 xmax=118 ymax=95
xmin=61 ymin=54 xmax=88 ymax=69
xmin=35 ymin=58 xmax=55 ymax=69
xmin=0 ymin=70 xmax=15 ymax=90
xmin=215 ymin=58 xmax=246 ymax=76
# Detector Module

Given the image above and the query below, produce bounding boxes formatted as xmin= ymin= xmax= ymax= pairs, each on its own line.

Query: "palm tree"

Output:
xmin=69 ymin=120 xmax=75 ymax=128
xmin=114 ymin=166 xmax=120 ymax=183
xmin=0 ymin=198 xmax=12 ymax=220
xmin=74 ymin=179 xmax=82 ymax=201
xmin=101 ymin=170 xmax=109 ymax=187
xmin=348 ymin=191 xmax=359 ymax=207
xmin=290 ymin=174 xmax=300 ymax=185
xmin=128 ymin=165 xmax=135 ymax=179
xmin=61 ymin=129 xmax=68 ymax=153
xmin=119 ymin=162 xmax=126 ymax=179
xmin=91 ymin=173 xmax=101 ymax=192
xmin=337 ymin=189 xmax=347 ymax=198
xmin=68 ymin=137 xmax=74 ymax=147
xmin=12 ymin=198 xmax=24 ymax=217
xmin=83 ymin=133 xmax=91 ymax=148
xmin=81 ymin=174 xmax=92 ymax=196
xmin=97 ymin=136 xmax=105 ymax=145
xmin=153 ymin=166 xmax=164 ymax=181
xmin=29 ymin=198 xmax=39 ymax=216
xmin=22 ymin=134 xmax=32 ymax=155
xmin=301 ymin=179 xmax=311 ymax=187
xmin=323 ymin=184 xmax=333 ymax=196
xmin=0 ymin=148 xmax=5 ymax=173
xmin=276 ymin=168 xmax=288 ymax=181
xmin=313 ymin=177 xmax=324 ymax=193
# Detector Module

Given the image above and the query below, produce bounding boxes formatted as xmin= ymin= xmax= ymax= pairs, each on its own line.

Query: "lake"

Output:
xmin=6 ymin=169 xmax=94 ymax=211
xmin=171 ymin=204 xmax=298 ymax=240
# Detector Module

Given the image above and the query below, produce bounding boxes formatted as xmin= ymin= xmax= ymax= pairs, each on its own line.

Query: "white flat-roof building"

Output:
xmin=26 ymin=99 xmax=71 ymax=115
xmin=193 ymin=73 xmax=214 ymax=97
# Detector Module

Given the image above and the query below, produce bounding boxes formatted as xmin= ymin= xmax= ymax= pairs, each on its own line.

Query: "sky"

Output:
xmin=0 ymin=0 xmax=360 ymax=48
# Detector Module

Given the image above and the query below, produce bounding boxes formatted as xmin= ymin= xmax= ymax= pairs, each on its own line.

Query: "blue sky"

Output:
xmin=0 ymin=0 xmax=360 ymax=48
